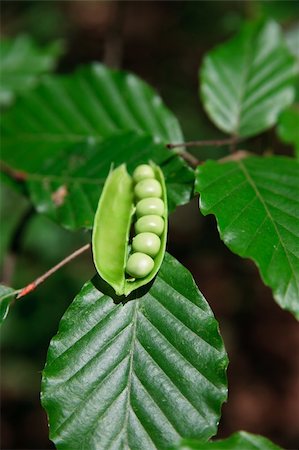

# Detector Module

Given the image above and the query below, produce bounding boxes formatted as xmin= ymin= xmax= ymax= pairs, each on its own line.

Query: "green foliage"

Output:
xmin=0 ymin=35 xmax=62 ymax=107
xmin=1 ymin=132 xmax=193 ymax=230
xmin=196 ymin=156 xmax=299 ymax=319
xmin=172 ymin=431 xmax=282 ymax=450
xmin=277 ymin=105 xmax=299 ymax=158
xmin=1 ymin=62 xmax=182 ymax=157
xmin=0 ymin=285 xmax=17 ymax=324
xmin=42 ymin=253 xmax=228 ymax=449
xmin=200 ymin=20 xmax=297 ymax=137
xmin=1 ymin=64 xmax=192 ymax=229
xmin=1 ymin=15 xmax=297 ymax=449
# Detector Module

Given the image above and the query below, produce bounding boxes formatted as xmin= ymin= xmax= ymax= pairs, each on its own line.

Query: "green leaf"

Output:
xmin=172 ymin=431 xmax=282 ymax=450
xmin=0 ymin=35 xmax=63 ymax=107
xmin=200 ymin=20 xmax=297 ymax=137
xmin=0 ymin=285 xmax=17 ymax=324
xmin=277 ymin=105 xmax=299 ymax=158
xmin=195 ymin=156 xmax=299 ymax=319
xmin=1 ymin=62 xmax=182 ymax=150
xmin=285 ymin=24 xmax=299 ymax=63
xmin=1 ymin=63 xmax=189 ymax=229
xmin=2 ymin=132 xmax=193 ymax=230
xmin=41 ymin=253 xmax=228 ymax=450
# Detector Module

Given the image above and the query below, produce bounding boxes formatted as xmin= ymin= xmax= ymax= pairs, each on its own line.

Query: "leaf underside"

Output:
xmin=200 ymin=20 xmax=297 ymax=137
xmin=196 ymin=156 xmax=299 ymax=319
xmin=42 ymin=253 xmax=228 ymax=450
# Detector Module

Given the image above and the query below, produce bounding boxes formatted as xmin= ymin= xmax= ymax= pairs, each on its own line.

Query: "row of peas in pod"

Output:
xmin=92 ymin=161 xmax=167 ymax=296
xmin=126 ymin=164 xmax=165 ymax=279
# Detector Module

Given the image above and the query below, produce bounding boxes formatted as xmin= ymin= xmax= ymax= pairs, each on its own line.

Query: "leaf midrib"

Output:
xmin=122 ymin=300 xmax=139 ymax=450
xmin=238 ymin=160 xmax=299 ymax=300
xmin=234 ymin=34 xmax=255 ymax=135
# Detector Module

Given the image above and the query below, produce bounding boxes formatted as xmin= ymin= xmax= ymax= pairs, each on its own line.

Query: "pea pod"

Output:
xmin=92 ymin=162 xmax=167 ymax=296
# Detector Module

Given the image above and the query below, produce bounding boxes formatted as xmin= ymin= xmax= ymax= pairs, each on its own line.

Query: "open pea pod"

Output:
xmin=92 ymin=162 xmax=168 ymax=296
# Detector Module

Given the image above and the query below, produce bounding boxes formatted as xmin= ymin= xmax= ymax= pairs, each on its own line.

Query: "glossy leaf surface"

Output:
xmin=42 ymin=253 xmax=228 ymax=450
xmin=0 ymin=35 xmax=62 ymax=107
xmin=277 ymin=105 xmax=299 ymax=158
xmin=1 ymin=62 xmax=182 ymax=152
xmin=1 ymin=62 xmax=190 ymax=229
xmin=172 ymin=431 xmax=281 ymax=450
xmin=0 ymin=285 xmax=17 ymax=324
xmin=200 ymin=20 xmax=297 ymax=137
xmin=196 ymin=156 xmax=299 ymax=319
xmin=2 ymin=132 xmax=193 ymax=230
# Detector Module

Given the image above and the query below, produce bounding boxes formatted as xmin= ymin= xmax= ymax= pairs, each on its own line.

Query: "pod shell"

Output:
xmin=92 ymin=162 xmax=167 ymax=296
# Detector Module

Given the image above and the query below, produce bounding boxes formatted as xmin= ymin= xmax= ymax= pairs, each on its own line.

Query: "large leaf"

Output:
xmin=0 ymin=35 xmax=62 ymax=107
xmin=42 ymin=253 xmax=228 ymax=450
xmin=200 ymin=20 xmax=297 ymax=137
xmin=2 ymin=132 xmax=193 ymax=230
xmin=1 ymin=63 xmax=188 ymax=229
xmin=277 ymin=105 xmax=299 ymax=159
xmin=195 ymin=156 xmax=299 ymax=319
xmin=172 ymin=431 xmax=281 ymax=450
xmin=1 ymin=62 xmax=182 ymax=153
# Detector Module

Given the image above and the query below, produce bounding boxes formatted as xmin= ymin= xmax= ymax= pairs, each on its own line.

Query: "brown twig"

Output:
xmin=178 ymin=151 xmax=200 ymax=168
xmin=166 ymin=137 xmax=238 ymax=150
xmin=17 ymin=243 xmax=91 ymax=299
xmin=0 ymin=161 xmax=28 ymax=181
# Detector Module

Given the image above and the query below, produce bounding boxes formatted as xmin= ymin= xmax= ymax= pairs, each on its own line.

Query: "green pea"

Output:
xmin=134 ymin=179 xmax=162 ymax=200
xmin=133 ymin=164 xmax=155 ymax=183
xmin=126 ymin=252 xmax=154 ymax=278
xmin=135 ymin=215 xmax=164 ymax=236
xmin=132 ymin=232 xmax=161 ymax=257
xmin=136 ymin=197 xmax=164 ymax=217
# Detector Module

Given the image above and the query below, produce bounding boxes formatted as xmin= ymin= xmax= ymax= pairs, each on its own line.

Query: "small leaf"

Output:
xmin=3 ymin=132 xmax=193 ymax=230
xmin=172 ymin=431 xmax=282 ymax=450
xmin=0 ymin=35 xmax=63 ymax=107
xmin=195 ymin=156 xmax=299 ymax=319
xmin=277 ymin=105 xmax=299 ymax=158
xmin=0 ymin=285 xmax=17 ymax=324
xmin=42 ymin=253 xmax=228 ymax=450
xmin=200 ymin=20 xmax=297 ymax=137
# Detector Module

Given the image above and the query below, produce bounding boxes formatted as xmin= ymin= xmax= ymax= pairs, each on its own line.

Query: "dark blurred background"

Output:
xmin=1 ymin=1 xmax=299 ymax=449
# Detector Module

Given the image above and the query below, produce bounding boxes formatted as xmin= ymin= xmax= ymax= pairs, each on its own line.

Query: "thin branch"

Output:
xmin=0 ymin=161 xmax=28 ymax=181
xmin=178 ymin=151 xmax=200 ymax=168
xmin=17 ymin=243 xmax=91 ymax=299
xmin=166 ymin=137 xmax=238 ymax=150
xmin=219 ymin=150 xmax=252 ymax=163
